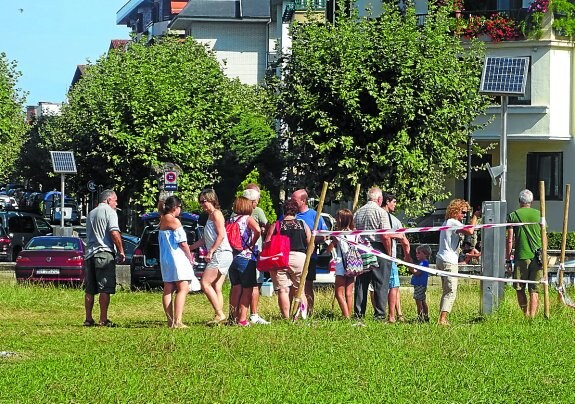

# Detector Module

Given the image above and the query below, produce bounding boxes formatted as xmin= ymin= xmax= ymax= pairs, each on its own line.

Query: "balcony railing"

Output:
xmin=292 ymin=0 xmax=327 ymax=11
xmin=462 ymin=8 xmax=528 ymax=21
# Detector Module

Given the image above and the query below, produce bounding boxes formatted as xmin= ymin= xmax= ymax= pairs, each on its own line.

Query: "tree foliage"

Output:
xmin=268 ymin=1 xmax=490 ymax=215
xmin=235 ymin=168 xmax=277 ymax=222
xmin=55 ymin=36 xmax=274 ymax=211
xmin=0 ymin=53 xmax=27 ymax=180
xmin=17 ymin=115 xmax=63 ymax=190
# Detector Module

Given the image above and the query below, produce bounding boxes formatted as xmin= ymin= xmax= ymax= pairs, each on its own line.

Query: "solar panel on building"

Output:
xmin=50 ymin=151 xmax=77 ymax=174
xmin=480 ymin=57 xmax=529 ymax=96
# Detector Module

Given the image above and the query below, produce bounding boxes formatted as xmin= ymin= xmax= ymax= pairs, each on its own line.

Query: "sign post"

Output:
xmin=164 ymin=171 xmax=178 ymax=193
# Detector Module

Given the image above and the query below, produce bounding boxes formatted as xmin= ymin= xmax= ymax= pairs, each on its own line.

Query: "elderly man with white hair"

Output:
xmin=242 ymin=184 xmax=270 ymax=325
xmin=506 ymin=189 xmax=543 ymax=318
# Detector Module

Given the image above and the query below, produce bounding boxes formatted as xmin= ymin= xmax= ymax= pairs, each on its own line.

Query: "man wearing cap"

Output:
xmin=243 ymin=185 xmax=271 ymax=325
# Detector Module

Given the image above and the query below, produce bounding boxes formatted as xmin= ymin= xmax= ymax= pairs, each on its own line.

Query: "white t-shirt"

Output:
xmin=436 ymin=218 xmax=462 ymax=265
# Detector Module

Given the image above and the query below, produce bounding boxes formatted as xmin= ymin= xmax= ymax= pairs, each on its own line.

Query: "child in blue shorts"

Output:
xmin=411 ymin=244 xmax=431 ymax=322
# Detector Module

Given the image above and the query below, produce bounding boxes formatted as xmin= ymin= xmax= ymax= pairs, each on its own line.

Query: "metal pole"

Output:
xmin=500 ymin=96 xmax=508 ymax=202
xmin=558 ymin=184 xmax=571 ymax=291
xmin=539 ymin=181 xmax=550 ymax=319
xmin=466 ymin=134 xmax=472 ymax=203
xmin=60 ymin=173 xmax=65 ymax=228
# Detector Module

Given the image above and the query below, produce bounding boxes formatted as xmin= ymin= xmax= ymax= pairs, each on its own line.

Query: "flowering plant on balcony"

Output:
xmin=522 ymin=0 xmax=550 ymax=38
xmin=457 ymin=15 xmax=485 ymax=38
xmin=483 ymin=13 xmax=521 ymax=42
xmin=528 ymin=0 xmax=550 ymax=13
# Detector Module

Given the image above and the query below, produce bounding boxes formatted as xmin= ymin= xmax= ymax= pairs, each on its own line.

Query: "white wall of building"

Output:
xmin=189 ymin=22 xmax=268 ymax=85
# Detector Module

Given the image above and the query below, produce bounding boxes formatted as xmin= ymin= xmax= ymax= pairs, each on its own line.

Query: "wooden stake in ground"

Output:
xmin=558 ymin=184 xmax=571 ymax=293
xmin=352 ymin=184 xmax=361 ymax=212
xmin=539 ymin=180 xmax=550 ymax=319
xmin=290 ymin=181 xmax=329 ymax=320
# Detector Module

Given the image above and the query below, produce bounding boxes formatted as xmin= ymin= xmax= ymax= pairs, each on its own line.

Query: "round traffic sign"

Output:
xmin=87 ymin=180 xmax=97 ymax=193
xmin=165 ymin=171 xmax=177 ymax=183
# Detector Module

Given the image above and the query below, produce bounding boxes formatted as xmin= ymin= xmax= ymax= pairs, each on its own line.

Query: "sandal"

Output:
xmin=98 ymin=319 xmax=118 ymax=328
xmin=398 ymin=315 xmax=406 ymax=323
xmin=206 ymin=316 xmax=227 ymax=326
xmin=83 ymin=319 xmax=96 ymax=327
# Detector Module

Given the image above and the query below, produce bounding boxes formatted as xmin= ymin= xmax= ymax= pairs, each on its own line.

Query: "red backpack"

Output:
xmin=226 ymin=215 xmax=246 ymax=251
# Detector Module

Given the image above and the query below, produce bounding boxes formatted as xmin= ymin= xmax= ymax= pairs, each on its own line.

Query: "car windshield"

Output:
xmin=27 ymin=237 xmax=80 ymax=250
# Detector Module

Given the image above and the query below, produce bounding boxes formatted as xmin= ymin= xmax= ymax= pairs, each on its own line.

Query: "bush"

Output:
xmin=547 ymin=231 xmax=575 ymax=250
xmin=236 ymin=168 xmax=277 ymax=222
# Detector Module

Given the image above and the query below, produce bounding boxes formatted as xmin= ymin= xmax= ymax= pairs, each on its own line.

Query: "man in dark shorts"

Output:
xmin=506 ymin=189 xmax=542 ymax=318
xmin=84 ymin=190 xmax=125 ymax=327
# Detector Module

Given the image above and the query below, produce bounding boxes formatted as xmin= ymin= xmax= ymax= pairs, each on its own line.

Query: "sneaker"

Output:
xmin=250 ymin=314 xmax=270 ymax=325
xmin=237 ymin=320 xmax=250 ymax=327
xmin=352 ymin=321 xmax=366 ymax=327
xmin=300 ymin=303 xmax=307 ymax=320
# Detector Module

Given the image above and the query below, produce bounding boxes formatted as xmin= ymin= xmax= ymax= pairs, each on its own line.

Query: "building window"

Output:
xmin=526 ymin=152 xmax=563 ymax=200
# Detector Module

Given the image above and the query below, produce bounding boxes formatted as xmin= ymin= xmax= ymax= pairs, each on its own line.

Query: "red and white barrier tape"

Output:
xmin=315 ymin=221 xmax=535 ymax=237
xmin=341 ymin=238 xmax=545 ymax=285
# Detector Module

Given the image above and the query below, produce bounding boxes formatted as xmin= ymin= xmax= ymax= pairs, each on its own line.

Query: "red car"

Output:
xmin=15 ymin=236 xmax=85 ymax=284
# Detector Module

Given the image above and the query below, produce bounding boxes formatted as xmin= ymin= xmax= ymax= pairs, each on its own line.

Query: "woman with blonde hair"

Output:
xmin=190 ymin=189 xmax=233 ymax=325
xmin=436 ymin=199 xmax=479 ymax=325
xmin=228 ymin=196 xmax=261 ymax=326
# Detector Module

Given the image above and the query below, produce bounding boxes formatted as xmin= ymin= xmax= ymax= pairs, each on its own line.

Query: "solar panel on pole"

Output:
xmin=480 ymin=57 xmax=529 ymax=96
xmin=50 ymin=151 xmax=77 ymax=174
xmin=49 ymin=151 xmax=76 ymax=231
xmin=478 ymin=57 xmax=529 ymax=315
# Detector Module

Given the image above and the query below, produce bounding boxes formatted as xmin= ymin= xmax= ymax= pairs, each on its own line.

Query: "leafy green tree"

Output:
xmin=56 ymin=36 xmax=273 ymax=212
xmin=0 ymin=53 xmax=27 ymax=180
xmin=268 ymin=1 xmax=489 ymax=216
xmin=17 ymin=115 xmax=66 ymax=191
xmin=235 ymin=168 xmax=277 ymax=222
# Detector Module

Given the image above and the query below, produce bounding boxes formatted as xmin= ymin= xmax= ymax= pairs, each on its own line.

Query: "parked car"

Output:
xmin=315 ymin=213 xmax=336 ymax=284
xmin=0 ymin=211 xmax=53 ymax=262
xmin=73 ymin=226 xmax=139 ymax=265
xmin=15 ymin=236 xmax=85 ymax=284
xmin=0 ymin=195 xmax=18 ymax=210
xmin=130 ymin=212 xmax=206 ymax=290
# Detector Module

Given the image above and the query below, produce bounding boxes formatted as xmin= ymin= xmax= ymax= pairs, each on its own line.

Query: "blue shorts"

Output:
xmin=389 ymin=262 xmax=400 ymax=288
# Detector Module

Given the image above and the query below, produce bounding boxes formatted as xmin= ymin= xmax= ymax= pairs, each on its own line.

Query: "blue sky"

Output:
xmin=0 ymin=0 xmax=130 ymax=106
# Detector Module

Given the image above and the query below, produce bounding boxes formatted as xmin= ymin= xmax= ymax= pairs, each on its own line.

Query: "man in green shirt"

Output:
xmin=506 ymin=189 xmax=542 ymax=318
xmin=243 ymin=185 xmax=270 ymax=325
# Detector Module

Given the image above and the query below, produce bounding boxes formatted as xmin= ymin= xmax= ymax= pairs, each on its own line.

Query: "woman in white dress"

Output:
xmin=158 ymin=196 xmax=195 ymax=328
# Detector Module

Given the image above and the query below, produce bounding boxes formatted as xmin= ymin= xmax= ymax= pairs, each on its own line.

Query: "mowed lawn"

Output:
xmin=1 ymin=275 xmax=575 ymax=403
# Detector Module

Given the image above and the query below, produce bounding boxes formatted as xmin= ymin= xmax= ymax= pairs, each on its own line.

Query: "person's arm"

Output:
xmin=247 ymin=216 xmax=261 ymax=250
xmin=457 ymin=210 xmax=480 ymax=236
xmin=303 ymin=222 xmax=312 ymax=244
xmin=325 ymin=237 xmax=337 ymax=254
xmin=381 ymin=212 xmax=392 ymax=255
xmin=506 ymin=228 xmax=514 ymax=260
xmin=110 ymin=230 xmax=125 ymax=263
xmin=207 ymin=210 xmax=226 ymax=260
xmin=400 ymin=236 xmax=411 ymax=263
xmin=264 ymin=221 xmax=277 ymax=244
xmin=179 ymin=241 xmax=194 ymax=263
xmin=189 ymin=238 xmax=205 ymax=251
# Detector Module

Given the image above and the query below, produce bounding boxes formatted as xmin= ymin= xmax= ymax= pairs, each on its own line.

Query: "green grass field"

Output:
xmin=1 ymin=276 xmax=575 ymax=403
